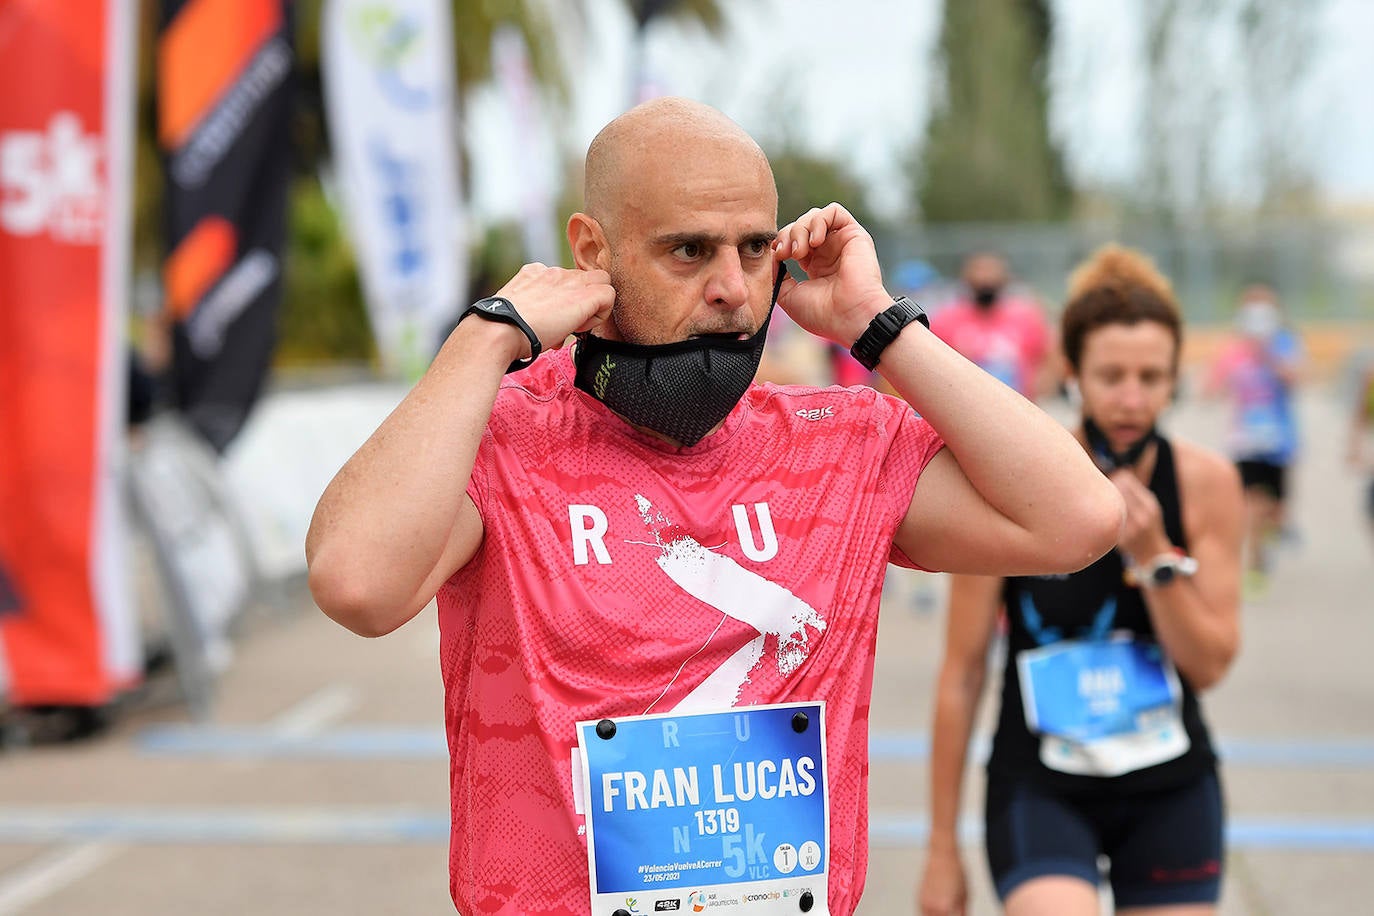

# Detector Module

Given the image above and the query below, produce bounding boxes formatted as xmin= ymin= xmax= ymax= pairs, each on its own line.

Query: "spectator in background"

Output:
xmin=1205 ymin=284 xmax=1305 ymax=596
xmin=930 ymin=251 xmax=1053 ymax=401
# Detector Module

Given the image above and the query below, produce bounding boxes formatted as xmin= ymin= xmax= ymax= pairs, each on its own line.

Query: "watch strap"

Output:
xmin=1133 ymin=551 xmax=1198 ymax=589
xmin=850 ymin=296 xmax=930 ymax=371
xmin=461 ymin=296 xmax=541 ymax=373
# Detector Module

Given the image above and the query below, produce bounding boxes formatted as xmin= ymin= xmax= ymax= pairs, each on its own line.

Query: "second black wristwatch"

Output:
xmin=849 ymin=296 xmax=930 ymax=371
xmin=460 ymin=296 xmax=541 ymax=373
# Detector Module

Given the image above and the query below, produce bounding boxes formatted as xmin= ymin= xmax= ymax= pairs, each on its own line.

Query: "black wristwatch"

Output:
xmin=849 ymin=296 xmax=930 ymax=371
xmin=460 ymin=296 xmax=541 ymax=373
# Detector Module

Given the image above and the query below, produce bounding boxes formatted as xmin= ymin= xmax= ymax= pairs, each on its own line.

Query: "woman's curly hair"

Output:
xmin=1061 ymin=244 xmax=1183 ymax=372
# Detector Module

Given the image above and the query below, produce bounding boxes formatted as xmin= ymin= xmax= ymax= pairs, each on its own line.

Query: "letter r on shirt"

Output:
xmin=569 ymin=505 xmax=611 ymax=565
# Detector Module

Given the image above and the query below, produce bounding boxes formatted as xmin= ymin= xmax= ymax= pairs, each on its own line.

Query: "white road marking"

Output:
xmin=270 ymin=683 xmax=359 ymax=738
xmin=0 ymin=842 xmax=120 ymax=915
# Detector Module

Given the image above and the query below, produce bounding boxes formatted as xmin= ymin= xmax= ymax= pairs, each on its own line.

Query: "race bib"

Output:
xmin=1235 ymin=403 xmax=1287 ymax=455
xmin=1017 ymin=636 xmax=1189 ymax=777
xmin=577 ymin=702 xmax=829 ymax=915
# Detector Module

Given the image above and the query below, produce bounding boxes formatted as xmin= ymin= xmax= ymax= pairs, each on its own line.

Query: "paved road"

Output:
xmin=0 ymin=384 xmax=1370 ymax=915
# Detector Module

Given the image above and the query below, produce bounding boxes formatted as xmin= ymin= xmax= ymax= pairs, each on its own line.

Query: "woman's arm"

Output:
xmin=1113 ymin=443 xmax=1245 ymax=690
xmin=918 ymin=574 xmax=1004 ymax=916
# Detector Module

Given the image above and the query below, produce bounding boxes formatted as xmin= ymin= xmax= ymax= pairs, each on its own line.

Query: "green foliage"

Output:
xmin=469 ymin=220 xmax=539 ymax=299
xmin=914 ymin=0 xmax=1072 ymax=222
xmin=768 ymin=147 xmax=877 ymax=231
xmin=275 ymin=177 xmax=374 ymax=364
xmin=625 ymin=0 xmax=726 ymax=35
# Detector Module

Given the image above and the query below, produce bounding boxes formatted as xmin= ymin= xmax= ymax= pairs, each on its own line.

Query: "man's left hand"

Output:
xmin=773 ymin=203 xmax=893 ymax=347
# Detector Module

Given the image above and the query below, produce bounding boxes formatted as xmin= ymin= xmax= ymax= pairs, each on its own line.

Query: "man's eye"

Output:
xmin=744 ymin=239 xmax=770 ymax=257
xmin=672 ymin=242 xmax=702 ymax=260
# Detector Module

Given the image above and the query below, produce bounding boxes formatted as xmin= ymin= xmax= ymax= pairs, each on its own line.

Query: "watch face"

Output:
xmin=1152 ymin=565 xmax=1177 ymax=586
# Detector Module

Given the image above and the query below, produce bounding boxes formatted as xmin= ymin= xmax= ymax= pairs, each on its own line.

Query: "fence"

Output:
xmin=879 ymin=219 xmax=1374 ymax=326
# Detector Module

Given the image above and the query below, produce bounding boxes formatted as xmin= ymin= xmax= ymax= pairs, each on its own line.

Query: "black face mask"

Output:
xmin=1083 ymin=416 xmax=1158 ymax=472
xmin=972 ymin=285 xmax=1002 ymax=308
xmin=573 ymin=264 xmax=786 ymax=447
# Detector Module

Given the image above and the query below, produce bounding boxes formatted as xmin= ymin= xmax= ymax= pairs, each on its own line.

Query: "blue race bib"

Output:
xmin=1017 ymin=635 xmax=1189 ymax=776
xmin=577 ymin=702 xmax=829 ymax=915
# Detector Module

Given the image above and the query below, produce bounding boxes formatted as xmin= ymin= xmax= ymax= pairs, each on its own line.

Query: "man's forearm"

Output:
xmin=306 ymin=319 xmax=524 ymax=633
xmin=877 ymin=320 xmax=1120 ymax=545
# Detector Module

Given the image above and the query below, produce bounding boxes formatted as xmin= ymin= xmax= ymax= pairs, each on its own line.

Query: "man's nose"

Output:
xmin=704 ymin=249 xmax=749 ymax=308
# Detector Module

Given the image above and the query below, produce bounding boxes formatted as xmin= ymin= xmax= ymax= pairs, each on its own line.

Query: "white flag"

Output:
xmin=322 ymin=0 xmax=465 ymax=378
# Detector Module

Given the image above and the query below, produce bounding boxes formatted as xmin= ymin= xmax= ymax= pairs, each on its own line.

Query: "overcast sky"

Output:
xmin=467 ymin=0 xmax=1374 ymax=223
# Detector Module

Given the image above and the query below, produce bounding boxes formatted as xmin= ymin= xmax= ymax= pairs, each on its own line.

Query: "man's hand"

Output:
xmin=1111 ymin=469 xmax=1172 ymax=561
xmin=772 ymin=203 xmax=892 ymax=348
xmin=487 ymin=264 xmax=615 ymax=359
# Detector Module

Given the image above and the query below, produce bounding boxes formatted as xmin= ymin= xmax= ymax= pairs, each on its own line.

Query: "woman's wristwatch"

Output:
xmin=1130 ymin=550 xmax=1199 ymax=589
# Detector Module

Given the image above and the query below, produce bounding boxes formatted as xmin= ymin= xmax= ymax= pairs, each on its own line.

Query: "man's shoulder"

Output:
xmin=747 ymin=382 xmax=921 ymax=445
xmin=1001 ymin=296 xmax=1049 ymax=325
xmin=492 ymin=349 xmax=575 ymax=407
xmin=751 ymin=380 xmax=890 ymax=415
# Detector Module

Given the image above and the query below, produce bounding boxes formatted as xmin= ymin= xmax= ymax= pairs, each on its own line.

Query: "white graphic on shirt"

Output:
xmin=633 ymin=495 xmax=827 ymax=713
xmin=733 ymin=502 xmax=779 ymax=562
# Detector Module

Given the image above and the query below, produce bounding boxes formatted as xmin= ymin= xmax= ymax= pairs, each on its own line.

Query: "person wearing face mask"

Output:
xmin=1204 ymin=284 xmax=1306 ymax=596
xmin=305 ymin=98 xmax=1124 ymax=916
xmin=929 ymin=251 xmax=1053 ymax=400
xmin=918 ymin=245 xmax=1244 ymax=916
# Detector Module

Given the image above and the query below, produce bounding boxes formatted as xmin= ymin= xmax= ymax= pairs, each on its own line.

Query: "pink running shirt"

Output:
xmin=439 ymin=348 xmax=945 ymax=915
xmin=930 ymin=297 xmax=1050 ymax=398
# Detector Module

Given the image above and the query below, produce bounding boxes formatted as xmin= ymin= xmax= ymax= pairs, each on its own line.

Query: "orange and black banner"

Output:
xmin=0 ymin=0 xmax=139 ymax=705
xmin=158 ymin=0 xmax=293 ymax=452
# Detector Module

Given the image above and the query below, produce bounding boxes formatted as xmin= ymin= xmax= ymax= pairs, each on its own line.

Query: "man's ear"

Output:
xmin=567 ymin=213 xmax=610 ymax=271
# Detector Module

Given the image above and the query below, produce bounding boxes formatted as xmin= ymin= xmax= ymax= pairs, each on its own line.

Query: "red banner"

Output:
xmin=0 ymin=0 xmax=137 ymax=705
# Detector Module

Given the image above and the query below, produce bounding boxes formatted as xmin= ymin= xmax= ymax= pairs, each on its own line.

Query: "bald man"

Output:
xmin=307 ymin=98 xmax=1122 ymax=915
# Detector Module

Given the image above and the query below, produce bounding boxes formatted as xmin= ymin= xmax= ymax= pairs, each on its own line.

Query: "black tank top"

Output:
xmin=988 ymin=436 xmax=1217 ymax=795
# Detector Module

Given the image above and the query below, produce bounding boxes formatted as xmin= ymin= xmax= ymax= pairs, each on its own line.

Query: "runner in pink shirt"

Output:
xmin=307 ymin=99 xmax=1122 ymax=915
xmin=930 ymin=252 xmax=1051 ymax=400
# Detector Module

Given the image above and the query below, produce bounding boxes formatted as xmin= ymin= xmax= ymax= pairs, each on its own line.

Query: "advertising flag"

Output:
xmin=158 ymin=0 xmax=294 ymax=452
xmin=322 ymin=0 xmax=465 ymax=379
xmin=0 ymin=0 xmax=138 ymax=705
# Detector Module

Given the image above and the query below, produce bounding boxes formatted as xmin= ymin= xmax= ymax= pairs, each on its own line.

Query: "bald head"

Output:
xmin=584 ymin=98 xmax=774 ymax=234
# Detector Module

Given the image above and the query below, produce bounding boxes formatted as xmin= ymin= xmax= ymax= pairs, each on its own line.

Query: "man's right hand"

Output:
xmin=485 ymin=264 xmax=615 ymax=360
xmin=918 ymin=847 xmax=968 ymax=916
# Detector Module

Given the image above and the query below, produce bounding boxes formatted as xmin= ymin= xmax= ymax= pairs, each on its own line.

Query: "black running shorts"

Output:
xmin=984 ymin=769 xmax=1225 ymax=908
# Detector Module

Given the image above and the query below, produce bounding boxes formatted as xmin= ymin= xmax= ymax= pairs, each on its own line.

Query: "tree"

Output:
xmin=912 ymin=0 xmax=1072 ymax=222
xmin=623 ymin=0 xmax=726 ymax=104
xmin=768 ymin=147 xmax=877 ymax=232
xmin=1137 ymin=0 xmax=1325 ymax=223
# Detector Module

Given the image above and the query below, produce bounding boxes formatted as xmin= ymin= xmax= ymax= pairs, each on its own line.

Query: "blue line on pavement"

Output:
xmin=136 ymin=725 xmax=1374 ymax=769
xmin=0 ymin=807 xmax=1370 ymax=850
xmin=867 ymin=816 xmax=1374 ymax=850
xmin=137 ymin=725 xmax=447 ymax=759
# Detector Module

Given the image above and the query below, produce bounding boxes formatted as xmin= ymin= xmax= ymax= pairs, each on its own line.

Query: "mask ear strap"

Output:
xmin=772 ymin=262 xmax=788 ymax=303
xmin=1083 ymin=416 xmax=1157 ymax=471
